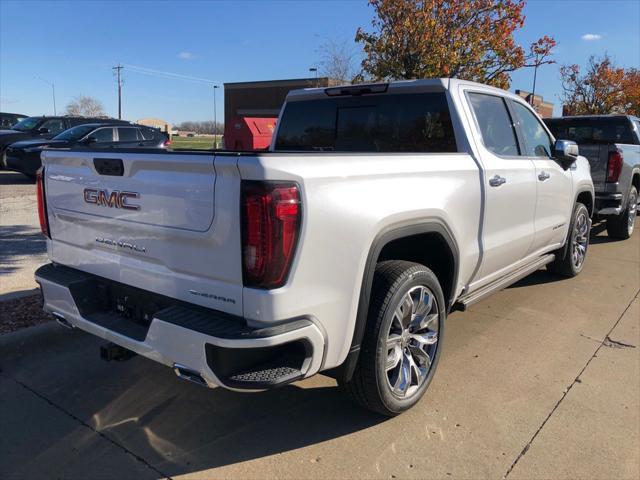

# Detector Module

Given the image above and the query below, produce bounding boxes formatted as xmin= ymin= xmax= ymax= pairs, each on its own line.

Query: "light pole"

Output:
xmin=212 ymin=84 xmax=219 ymax=149
xmin=309 ymin=67 xmax=318 ymax=87
xmin=530 ymin=53 xmax=541 ymax=110
xmin=37 ymin=77 xmax=56 ymax=115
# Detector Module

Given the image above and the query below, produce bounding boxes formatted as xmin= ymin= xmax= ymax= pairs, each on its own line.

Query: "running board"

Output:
xmin=453 ymin=254 xmax=555 ymax=312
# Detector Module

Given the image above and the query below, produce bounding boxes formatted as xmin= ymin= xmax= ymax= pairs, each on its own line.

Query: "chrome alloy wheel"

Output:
xmin=627 ymin=190 xmax=637 ymax=235
xmin=385 ymin=285 xmax=439 ymax=398
xmin=572 ymin=210 xmax=589 ymax=270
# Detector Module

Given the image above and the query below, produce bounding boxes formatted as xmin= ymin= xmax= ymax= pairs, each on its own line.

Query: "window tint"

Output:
xmin=275 ymin=92 xmax=457 ymax=152
xmin=140 ymin=128 xmax=158 ymax=140
xmin=545 ymin=118 xmax=636 ymax=145
xmin=468 ymin=93 xmax=519 ymax=156
xmin=512 ymin=102 xmax=553 ymax=157
xmin=90 ymin=127 xmax=113 ymax=143
xmin=41 ymin=119 xmax=67 ymax=135
xmin=117 ymin=127 xmax=138 ymax=142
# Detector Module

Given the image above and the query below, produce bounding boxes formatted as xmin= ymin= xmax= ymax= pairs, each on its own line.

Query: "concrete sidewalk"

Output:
xmin=0 ymin=223 xmax=638 ymax=479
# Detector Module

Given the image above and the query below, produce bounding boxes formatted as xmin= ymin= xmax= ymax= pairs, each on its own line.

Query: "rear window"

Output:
xmin=274 ymin=92 xmax=457 ymax=153
xmin=544 ymin=118 xmax=637 ymax=145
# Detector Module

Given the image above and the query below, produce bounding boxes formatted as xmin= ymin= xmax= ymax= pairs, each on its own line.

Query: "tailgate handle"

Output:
xmin=94 ymin=158 xmax=124 ymax=176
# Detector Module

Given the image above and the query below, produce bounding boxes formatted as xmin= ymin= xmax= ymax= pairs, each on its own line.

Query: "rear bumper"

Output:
xmin=35 ymin=263 xmax=325 ymax=391
xmin=595 ymin=192 xmax=623 ymax=216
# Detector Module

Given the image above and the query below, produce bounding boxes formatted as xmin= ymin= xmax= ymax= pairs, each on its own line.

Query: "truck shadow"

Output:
xmin=1 ymin=327 xmax=386 ymax=478
xmin=0 ymin=225 xmax=46 ymax=275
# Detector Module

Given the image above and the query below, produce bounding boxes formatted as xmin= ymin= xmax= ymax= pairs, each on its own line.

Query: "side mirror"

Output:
xmin=554 ymin=139 xmax=579 ymax=170
xmin=37 ymin=127 xmax=50 ymax=134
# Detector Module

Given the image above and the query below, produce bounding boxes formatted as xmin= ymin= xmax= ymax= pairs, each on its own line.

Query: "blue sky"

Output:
xmin=1 ymin=0 xmax=638 ymax=123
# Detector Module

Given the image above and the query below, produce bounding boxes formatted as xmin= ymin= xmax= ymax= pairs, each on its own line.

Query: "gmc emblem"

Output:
xmin=83 ymin=188 xmax=140 ymax=211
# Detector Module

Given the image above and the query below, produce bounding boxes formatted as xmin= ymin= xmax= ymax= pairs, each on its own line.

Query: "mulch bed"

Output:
xmin=0 ymin=293 xmax=53 ymax=335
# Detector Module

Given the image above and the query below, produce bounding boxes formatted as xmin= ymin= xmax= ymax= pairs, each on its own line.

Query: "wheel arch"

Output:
xmin=576 ymin=188 xmax=594 ymax=217
xmin=327 ymin=220 xmax=459 ymax=383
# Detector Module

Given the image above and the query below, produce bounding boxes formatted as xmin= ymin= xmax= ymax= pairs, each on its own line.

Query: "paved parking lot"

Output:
xmin=0 ymin=169 xmax=638 ymax=479
xmin=0 ymin=171 xmax=45 ymax=299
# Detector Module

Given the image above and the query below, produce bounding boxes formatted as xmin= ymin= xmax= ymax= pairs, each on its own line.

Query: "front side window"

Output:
xmin=90 ymin=127 xmax=114 ymax=143
xmin=512 ymin=102 xmax=553 ymax=157
xmin=53 ymin=125 xmax=95 ymax=141
xmin=274 ymin=92 xmax=457 ymax=153
xmin=468 ymin=93 xmax=519 ymax=156
xmin=40 ymin=119 xmax=67 ymax=135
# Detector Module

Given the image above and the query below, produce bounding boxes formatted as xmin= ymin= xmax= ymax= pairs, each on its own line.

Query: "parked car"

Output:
xmin=545 ymin=115 xmax=640 ymax=239
xmin=0 ymin=116 xmax=130 ymax=169
xmin=35 ymin=79 xmax=593 ymax=416
xmin=0 ymin=112 xmax=27 ymax=129
xmin=4 ymin=123 xmax=170 ymax=178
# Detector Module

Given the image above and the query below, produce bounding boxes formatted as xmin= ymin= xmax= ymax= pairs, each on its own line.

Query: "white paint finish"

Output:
xmin=42 ymin=151 xmax=244 ymax=316
xmin=38 ymin=78 xmax=594 ymax=383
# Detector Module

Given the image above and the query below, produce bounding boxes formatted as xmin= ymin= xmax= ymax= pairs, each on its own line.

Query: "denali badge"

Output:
xmin=84 ymin=188 xmax=140 ymax=210
xmin=96 ymin=237 xmax=146 ymax=253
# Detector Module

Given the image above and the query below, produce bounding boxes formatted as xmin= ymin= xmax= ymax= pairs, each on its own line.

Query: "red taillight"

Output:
xmin=241 ymin=181 xmax=301 ymax=289
xmin=607 ymin=150 xmax=623 ymax=183
xmin=36 ymin=168 xmax=50 ymax=238
xmin=163 ymin=138 xmax=172 ymax=147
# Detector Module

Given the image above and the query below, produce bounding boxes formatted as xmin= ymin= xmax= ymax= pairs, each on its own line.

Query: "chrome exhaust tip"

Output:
xmin=52 ymin=312 xmax=73 ymax=329
xmin=173 ymin=364 xmax=208 ymax=387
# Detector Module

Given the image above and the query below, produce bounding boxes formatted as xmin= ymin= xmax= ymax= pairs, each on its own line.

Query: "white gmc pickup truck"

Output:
xmin=36 ymin=79 xmax=594 ymax=415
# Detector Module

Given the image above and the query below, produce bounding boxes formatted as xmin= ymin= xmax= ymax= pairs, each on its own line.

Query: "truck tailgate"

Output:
xmin=41 ymin=149 xmax=244 ymax=316
xmin=578 ymin=144 xmax=607 ymax=185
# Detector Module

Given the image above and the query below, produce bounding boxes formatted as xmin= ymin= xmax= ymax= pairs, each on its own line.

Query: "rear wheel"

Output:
xmin=606 ymin=186 xmax=637 ymax=240
xmin=547 ymin=202 xmax=590 ymax=277
xmin=339 ymin=261 xmax=445 ymax=416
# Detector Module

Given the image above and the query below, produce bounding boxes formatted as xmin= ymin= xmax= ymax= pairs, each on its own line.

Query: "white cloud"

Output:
xmin=178 ymin=51 xmax=195 ymax=60
xmin=581 ymin=33 xmax=602 ymax=41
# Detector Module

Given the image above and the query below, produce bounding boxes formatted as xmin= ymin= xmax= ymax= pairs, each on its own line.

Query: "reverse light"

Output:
xmin=607 ymin=150 xmax=623 ymax=183
xmin=241 ymin=181 xmax=301 ymax=289
xmin=36 ymin=168 xmax=50 ymax=238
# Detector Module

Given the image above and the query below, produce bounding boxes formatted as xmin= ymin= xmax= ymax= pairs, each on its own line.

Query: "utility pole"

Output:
xmin=113 ymin=64 xmax=123 ymax=119
xmin=309 ymin=67 xmax=319 ymax=87
xmin=212 ymin=84 xmax=219 ymax=149
xmin=37 ymin=77 xmax=56 ymax=115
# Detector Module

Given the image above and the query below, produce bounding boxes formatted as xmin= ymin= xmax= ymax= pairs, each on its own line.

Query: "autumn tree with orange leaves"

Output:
xmin=561 ymin=55 xmax=640 ymax=116
xmin=354 ymin=0 xmax=555 ymax=89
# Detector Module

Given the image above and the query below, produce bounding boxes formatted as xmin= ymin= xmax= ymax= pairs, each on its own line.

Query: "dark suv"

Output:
xmin=0 ymin=112 xmax=27 ymax=130
xmin=0 ymin=115 xmax=130 ymax=160
xmin=5 ymin=123 xmax=170 ymax=178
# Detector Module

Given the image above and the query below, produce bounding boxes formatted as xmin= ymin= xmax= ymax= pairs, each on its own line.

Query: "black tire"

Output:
xmin=547 ymin=202 xmax=590 ymax=277
xmin=606 ymin=186 xmax=637 ymax=240
xmin=339 ymin=260 xmax=446 ymax=416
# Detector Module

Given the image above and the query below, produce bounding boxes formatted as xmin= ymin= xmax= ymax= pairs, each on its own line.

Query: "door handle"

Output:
xmin=489 ymin=175 xmax=507 ymax=187
xmin=538 ymin=171 xmax=550 ymax=181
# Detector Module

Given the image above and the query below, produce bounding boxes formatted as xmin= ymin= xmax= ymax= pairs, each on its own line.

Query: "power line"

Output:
xmin=123 ymin=64 xmax=220 ymax=85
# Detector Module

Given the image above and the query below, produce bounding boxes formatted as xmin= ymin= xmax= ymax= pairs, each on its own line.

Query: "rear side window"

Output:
xmin=545 ymin=118 xmax=637 ymax=145
xmin=140 ymin=128 xmax=158 ymax=140
xmin=274 ymin=92 xmax=457 ymax=153
xmin=117 ymin=127 xmax=139 ymax=142
xmin=468 ymin=93 xmax=519 ymax=156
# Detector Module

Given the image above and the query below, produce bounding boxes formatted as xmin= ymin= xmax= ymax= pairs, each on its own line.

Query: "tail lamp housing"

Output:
xmin=607 ymin=150 xmax=623 ymax=183
xmin=241 ymin=181 xmax=301 ymax=289
xmin=36 ymin=168 xmax=50 ymax=238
